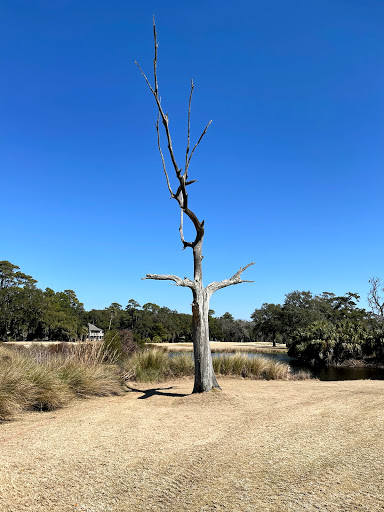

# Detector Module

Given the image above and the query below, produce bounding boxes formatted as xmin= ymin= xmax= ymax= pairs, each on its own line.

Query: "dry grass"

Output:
xmin=0 ymin=378 xmax=383 ymax=512
xmin=213 ymin=352 xmax=310 ymax=379
xmin=0 ymin=342 xmax=123 ymax=420
xmin=121 ymin=349 xmax=307 ymax=382
xmin=1 ymin=344 xmax=301 ymax=422
xmin=150 ymin=341 xmax=288 ymax=353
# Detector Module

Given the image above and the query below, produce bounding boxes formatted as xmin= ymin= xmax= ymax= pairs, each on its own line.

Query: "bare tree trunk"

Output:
xmin=191 ymin=239 xmax=220 ymax=392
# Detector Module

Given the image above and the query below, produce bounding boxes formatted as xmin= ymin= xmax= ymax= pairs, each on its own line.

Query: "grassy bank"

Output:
xmin=0 ymin=342 xmax=123 ymax=421
xmin=1 ymin=343 xmax=310 ymax=421
xmin=121 ymin=350 xmax=310 ymax=382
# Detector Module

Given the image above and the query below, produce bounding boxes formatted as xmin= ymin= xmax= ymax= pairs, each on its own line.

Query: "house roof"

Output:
xmin=88 ymin=323 xmax=103 ymax=332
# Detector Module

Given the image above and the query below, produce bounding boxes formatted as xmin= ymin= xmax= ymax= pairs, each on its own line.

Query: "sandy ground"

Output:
xmin=1 ymin=378 xmax=383 ymax=512
xmin=151 ymin=341 xmax=287 ymax=352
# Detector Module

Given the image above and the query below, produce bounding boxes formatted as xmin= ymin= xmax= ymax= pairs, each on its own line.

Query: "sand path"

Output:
xmin=1 ymin=378 xmax=383 ymax=512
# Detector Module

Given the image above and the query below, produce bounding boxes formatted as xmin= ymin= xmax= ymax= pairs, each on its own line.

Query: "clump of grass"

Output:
xmin=121 ymin=350 xmax=195 ymax=382
xmin=291 ymin=369 xmax=312 ymax=380
xmin=212 ymin=353 xmax=307 ymax=380
xmin=25 ymin=362 xmax=72 ymax=411
xmin=122 ymin=349 xmax=310 ymax=382
xmin=58 ymin=361 xmax=122 ymax=398
xmin=169 ymin=353 xmax=195 ymax=377
xmin=0 ymin=351 xmax=35 ymax=419
xmin=125 ymin=349 xmax=170 ymax=382
xmin=54 ymin=340 xmax=119 ymax=365
xmin=0 ymin=342 xmax=124 ymax=421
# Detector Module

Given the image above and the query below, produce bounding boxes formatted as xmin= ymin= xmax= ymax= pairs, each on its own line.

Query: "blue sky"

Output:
xmin=1 ymin=0 xmax=383 ymax=319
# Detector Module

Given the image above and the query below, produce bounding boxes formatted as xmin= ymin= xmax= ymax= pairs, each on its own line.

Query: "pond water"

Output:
xmin=170 ymin=351 xmax=384 ymax=381
xmin=240 ymin=352 xmax=384 ymax=381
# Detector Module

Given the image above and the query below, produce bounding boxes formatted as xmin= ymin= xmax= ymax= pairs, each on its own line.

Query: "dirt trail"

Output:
xmin=1 ymin=379 xmax=384 ymax=512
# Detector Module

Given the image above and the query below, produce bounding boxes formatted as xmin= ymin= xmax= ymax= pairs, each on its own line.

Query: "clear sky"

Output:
xmin=1 ymin=0 xmax=383 ymax=319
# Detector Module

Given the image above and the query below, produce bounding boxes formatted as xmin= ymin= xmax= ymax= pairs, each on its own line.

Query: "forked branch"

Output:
xmin=206 ymin=262 xmax=255 ymax=296
xmin=142 ymin=273 xmax=195 ymax=289
xmin=135 ymin=17 xmax=210 ymax=249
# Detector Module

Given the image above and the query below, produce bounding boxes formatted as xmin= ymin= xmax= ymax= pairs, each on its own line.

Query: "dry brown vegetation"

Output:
xmin=1 ymin=344 xmax=302 ymax=422
xmin=152 ymin=341 xmax=288 ymax=353
xmin=0 ymin=343 xmax=123 ymax=420
xmin=1 ymin=378 xmax=383 ymax=512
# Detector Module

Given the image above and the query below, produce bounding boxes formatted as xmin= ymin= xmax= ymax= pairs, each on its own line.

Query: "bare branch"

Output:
xmin=179 ymin=209 xmax=185 ymax=245
xmin=185 ymin=79 xmax=194 ymax=175
xmin=161 ymin=116 xmax=180 ymax=178
xmin=142 ymin=273 xmax=195 ymax=289
xmin=186 ymin=120 xmax=212 ymax=170
xmin=179 ymin=209 xmax=193 ymax=249
xmin=206 ymin=262 xmax=255 ymax=296
xmin=153 ymin=15 xmax=158 ymax=96
xmin=136 ymin=20 xmax=180 ymax=176
xmin=156 ymin=113 xmax=174 ymax=198
xmin=135 ymin=61 xmax=155 ymax=95
xmin=368 ymin=277 xmax=384 ymax=318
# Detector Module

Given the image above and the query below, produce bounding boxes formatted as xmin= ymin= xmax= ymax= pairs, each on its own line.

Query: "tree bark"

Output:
xmin=191 ymin=239 xmax=220 ymax=392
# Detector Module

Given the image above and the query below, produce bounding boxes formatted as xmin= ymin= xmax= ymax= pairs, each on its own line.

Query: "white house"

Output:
xmin=88 ymin=323 xmax=104 ymax=341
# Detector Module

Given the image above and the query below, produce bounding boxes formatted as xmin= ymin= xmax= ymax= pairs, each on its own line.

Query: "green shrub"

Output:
xmin=102 ymin=330 xmax=142 ymax=360
xmin=364 ymin=328 xmax=384 ymax=358
xmin=287 ymin=319 xmax=383 ymax=365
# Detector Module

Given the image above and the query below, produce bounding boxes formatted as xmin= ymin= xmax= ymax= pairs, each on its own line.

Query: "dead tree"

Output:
xmin=136 ymin=19 xmax=254 ymax=392
xmin=368 ymin=277 xmax=384 ymax=320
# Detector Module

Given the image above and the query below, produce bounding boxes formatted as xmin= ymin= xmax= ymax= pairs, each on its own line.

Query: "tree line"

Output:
xmin=252 ymin=289 xmax=384 ymax=364
xmin=0 ymin=261 xmax=253 ymax=343
xmin=1 ymin=260 xmax=383 ymax=365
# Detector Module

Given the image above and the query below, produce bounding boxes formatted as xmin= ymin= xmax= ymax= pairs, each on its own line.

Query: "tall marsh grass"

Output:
xmin=123 ymin=350 xmax=195 ymax=382
xmin=122 ymin=349 xmax=310 ymax=382
xmin=0 ymin=342 xmax=123 ymax=421
xmin=213 ymin=353 xmax=309 ymax=379
xmin=1 ymin=343 xmax=310 ymax=421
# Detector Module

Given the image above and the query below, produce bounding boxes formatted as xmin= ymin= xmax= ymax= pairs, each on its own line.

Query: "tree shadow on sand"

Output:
xmin=126 ymin=386 xmax=189 ymax=399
